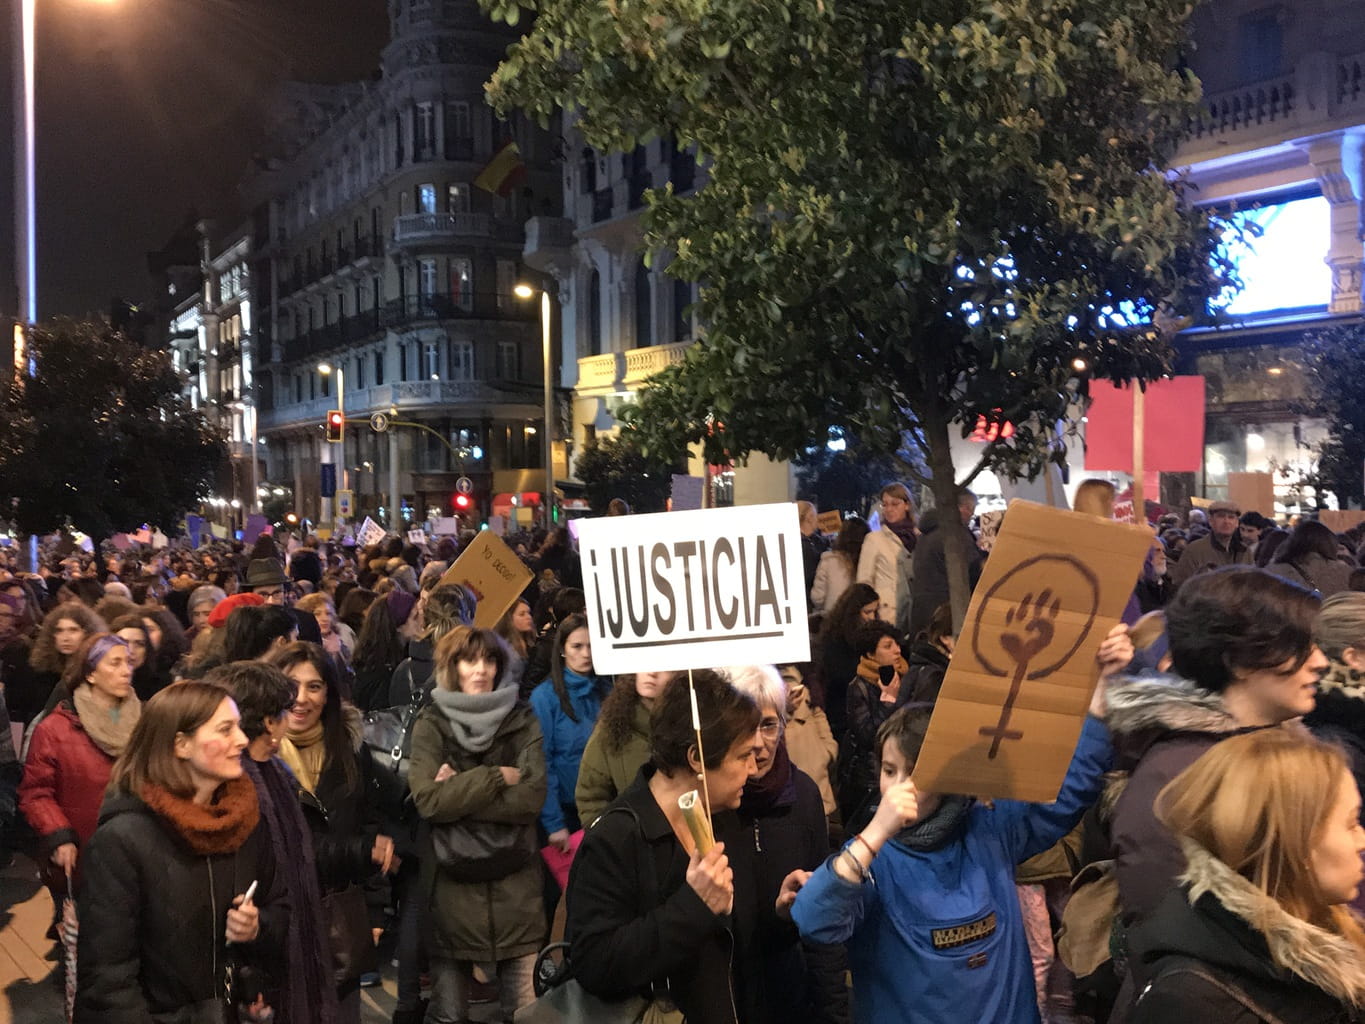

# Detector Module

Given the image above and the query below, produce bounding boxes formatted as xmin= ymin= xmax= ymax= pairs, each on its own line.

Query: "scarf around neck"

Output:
xmin=140 ymin=774 xmax=260 ymax=856
xmin=740 ymin=739 xmax=794 ymax=815
xmin=71 ymin=685 xmax=141 ymax=758
xmin=857 ymin=653 xmax=910 ymax=686
xmin=894 ymin=794 xmax=973 ymax=851
xmin=887 ymin=518 xmax=918 ymax=554
xmin=242 ymin=756 xmax=337 ymax=1024
xmin=431 ymin=677 xmax=519 ymax=753
xmin=278 ymin=721 xmax=326 ymax=794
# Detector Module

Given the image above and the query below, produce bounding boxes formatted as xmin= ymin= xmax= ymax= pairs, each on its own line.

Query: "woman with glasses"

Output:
xmin=19 ymin=634 xmax=139 ymax=911
xmin=720 ymin=665 xmax=848 ymax=1024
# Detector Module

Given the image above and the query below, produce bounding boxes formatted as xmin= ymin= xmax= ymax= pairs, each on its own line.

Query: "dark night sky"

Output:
xmin=0 ymin=0 xmax=391 ymax=320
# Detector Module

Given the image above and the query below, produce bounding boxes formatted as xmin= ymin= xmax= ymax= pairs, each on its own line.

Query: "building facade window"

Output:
xmin=445 ymin=102 xmax=472 ymax=159
xmin=589 ymin=268 xmax=603 ymax=355
xmin=450 ymin=257 xmax=474 ymax=312
xmin=374 ymin=349 xmax=385 ymax=386
xmin=424 ymin=342 xmax=440 ymax=379
xmin=496 ymin=259 xmax=517 ymax=311
xmin=450 ymin=340 xmax=474 ymax=381
xmin=399 ymin=342 xmax=409 ymax=381
xmin=419 ymin=258 xmax=438 ymax=298
xmin=418 ymin=183 xmax=438 ymax=214
xmin=448 ymin=183 xmax=471 ymax=213
xmin=498 ymin=340 xmax=520 ymax=379
xmin=634 ymin=260 xmax=652 ymax=348
xmin=415 ymin=102 xmax=436 ymax=160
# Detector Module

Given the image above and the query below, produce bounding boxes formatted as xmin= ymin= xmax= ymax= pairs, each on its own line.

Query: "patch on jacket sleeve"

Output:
xmin=931 ymin=912 xmax=997 ymax=950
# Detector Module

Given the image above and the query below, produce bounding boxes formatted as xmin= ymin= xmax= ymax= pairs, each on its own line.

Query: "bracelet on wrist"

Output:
xmin=852 ymin=833 xmax=878 ymax=862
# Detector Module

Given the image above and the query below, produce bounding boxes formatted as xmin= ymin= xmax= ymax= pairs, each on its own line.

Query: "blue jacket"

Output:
xmin=530 ymin=670 xmax=609 ymax=834
xmin=792 ymin=715 xmax=1112 ymax=1024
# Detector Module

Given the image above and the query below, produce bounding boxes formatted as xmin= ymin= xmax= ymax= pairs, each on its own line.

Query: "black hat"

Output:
xmin=244 ymin=558 xmax=288 ymax=590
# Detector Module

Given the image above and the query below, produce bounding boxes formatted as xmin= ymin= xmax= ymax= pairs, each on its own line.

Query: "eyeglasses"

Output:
xmin=758 ymin=719 xmax=782 ymax=738
xmin=258 ymin=587 xmax=285 ymax=599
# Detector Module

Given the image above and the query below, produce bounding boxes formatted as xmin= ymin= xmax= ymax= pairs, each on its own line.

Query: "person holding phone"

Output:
xmin=75 ymin=682 xmax=287 ymax=1023
xmin=837 ymin=621 xmax=907 ymax=834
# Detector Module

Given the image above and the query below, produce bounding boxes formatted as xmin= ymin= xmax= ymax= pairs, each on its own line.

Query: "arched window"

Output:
xmin=588 ymin=268 xmax=603 ymax=356
xmin=634 ymin=260 xmax=652 ymax=349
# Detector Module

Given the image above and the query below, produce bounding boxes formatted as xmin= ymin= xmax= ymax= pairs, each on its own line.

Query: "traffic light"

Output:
xmin=325 ymin=410 xmax=344 ymax=443
xmin=452 ymin=492 xmax=473 ymax=513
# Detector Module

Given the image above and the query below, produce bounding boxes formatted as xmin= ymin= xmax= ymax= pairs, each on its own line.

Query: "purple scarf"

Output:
xmin=887 ymin=518 xmax=918 ymax=555
xmin=242 ymin=755 xmax=338 ymax=1024
xmin=740 ymin=741 xmax=795 ymax=816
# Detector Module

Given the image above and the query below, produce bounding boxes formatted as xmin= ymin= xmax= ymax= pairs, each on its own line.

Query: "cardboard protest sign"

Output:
xmin=437 ymin=530 xmax=534 ymax=629
xmin=577 ymin=503 xmax=810 ymax=676
xmin=816 ymin=510 xmax=843 ymax=535
xmin=1320 ymin=509 xmax=1365 ymax=533
xmin=911 ymin=500 xmax=1152 ymax=803
xmin=671 ymin=475 xmax=705 ymax=511
xmin=1227 ymin=472 xmax=1274 ymax=516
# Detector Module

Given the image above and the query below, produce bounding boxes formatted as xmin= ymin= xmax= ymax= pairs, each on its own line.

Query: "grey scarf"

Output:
xmin=894 ymin=795 xmax=974 ymax=851
xmin=430 ymin=677 xmax=519 ymax=753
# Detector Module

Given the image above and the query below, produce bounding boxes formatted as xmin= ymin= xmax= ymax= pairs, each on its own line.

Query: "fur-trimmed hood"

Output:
xmin=1179 ymin=838 xmax=1365 ymax=1009
xmin=1104 ymin=673 xmax=1241 ymax=741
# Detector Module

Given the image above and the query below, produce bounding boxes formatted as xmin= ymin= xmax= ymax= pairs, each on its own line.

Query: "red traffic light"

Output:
xmin=325 ymin=410 xmax=344 ymax=443
xmin=453 ymin=493 xmax=473 ymax=511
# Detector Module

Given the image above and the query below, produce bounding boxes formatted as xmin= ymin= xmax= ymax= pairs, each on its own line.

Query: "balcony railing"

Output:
xmin=281 ymin=311 xmax=384 ymax=363
xmin=392 ymin=212 xmax=491 ymax=244
xmin=622 ymin=341 xmax=691 ymax=385
xmin=381 ymin=292 xmax=539 ymax=328
xmin=576 ymin=352 xmax=624 ymax=390
xmin=1189 ymin=74 xmax=1296 ymax=140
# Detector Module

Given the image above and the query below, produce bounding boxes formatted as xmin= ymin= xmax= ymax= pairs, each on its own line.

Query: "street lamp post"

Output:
xmin=515 ymin=283 xmax=555 ymax=526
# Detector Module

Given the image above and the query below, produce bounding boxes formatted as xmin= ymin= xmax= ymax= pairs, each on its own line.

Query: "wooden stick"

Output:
xmin=687 ymin=667 xmax=714 ymax=830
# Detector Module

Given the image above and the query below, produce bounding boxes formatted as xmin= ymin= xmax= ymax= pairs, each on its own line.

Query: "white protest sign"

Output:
xmin=356 ymin=517 xmax=387 ymax=549
xmin=578 ymin=503 xmax=811 ymax=675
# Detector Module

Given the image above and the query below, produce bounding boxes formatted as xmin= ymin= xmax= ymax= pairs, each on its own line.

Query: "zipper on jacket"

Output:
xmin=208 ymin=857 xmax=218 ymax=1003
xmin=752 ymin=822 xmax=762 ymax=854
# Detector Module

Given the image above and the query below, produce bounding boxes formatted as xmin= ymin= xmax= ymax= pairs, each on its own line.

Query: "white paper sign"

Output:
xmin=578 ymin=503 xmax=811 ymax=675
xmin=356 ymin=517 xmax=387 ymax=549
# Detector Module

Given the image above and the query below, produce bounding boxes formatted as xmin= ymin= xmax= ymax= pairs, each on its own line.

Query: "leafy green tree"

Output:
xmin=1300 ymin=325 xmax=1365 ymax=509
xmin=573 ymin=434 xmax=673 ymax=515
xmin=0 ymin=319 xmax=225 ymax=542
xmin=484 ymin=0 xmax=1235 ymax=621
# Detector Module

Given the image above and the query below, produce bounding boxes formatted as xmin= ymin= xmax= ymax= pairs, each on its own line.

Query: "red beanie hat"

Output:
xmin=207 ymin=592 xmax=265 ymax=629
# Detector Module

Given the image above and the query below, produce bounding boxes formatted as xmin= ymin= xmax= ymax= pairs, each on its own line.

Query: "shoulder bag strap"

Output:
xmin=1143 ymin=963 xmax=1291 ymax=1024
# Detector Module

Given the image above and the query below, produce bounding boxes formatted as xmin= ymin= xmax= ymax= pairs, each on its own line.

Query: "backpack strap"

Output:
xmin=1138 ymin=960 xmax=1292 ymax=1024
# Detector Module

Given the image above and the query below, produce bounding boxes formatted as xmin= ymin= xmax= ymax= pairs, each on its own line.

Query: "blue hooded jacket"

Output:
xmin=792 ymin=714 xmax=1112 ymax=1024
xmin=530 ymin=669 xmax=610 ymax=834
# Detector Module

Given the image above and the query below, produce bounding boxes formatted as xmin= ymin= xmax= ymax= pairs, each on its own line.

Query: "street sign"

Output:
xmin=336 ymin=489 xmax=354 ymax=517
xmin=455 ymin=476 xmax=474 ymax=495
xmin=370 ymin=412 xmax=391 ymax=433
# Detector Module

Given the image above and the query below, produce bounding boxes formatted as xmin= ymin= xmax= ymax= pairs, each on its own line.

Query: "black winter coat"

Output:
xmin=566 ymin=766 xmax=738 ymax=1024
xmin=837 ymin=677 xmax=894 ymax=831
xmin=898 ymin=640 xmax=950 ymax=706
xmin=908 ymin=510 xmax=983 ymax=639
xmin=74 ymin=791 xmax=288 ymax=1024
xmin=1130 ymin=868 xmax=1363 ymax=1024
xmin=717 ymin=767 xmax=848 ymax=1024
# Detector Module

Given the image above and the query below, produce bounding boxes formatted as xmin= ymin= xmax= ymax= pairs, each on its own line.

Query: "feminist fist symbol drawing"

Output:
xmin=973 ymin=554 xmax=1100 ymax=758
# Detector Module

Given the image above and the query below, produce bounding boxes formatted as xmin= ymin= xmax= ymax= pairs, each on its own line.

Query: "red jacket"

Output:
xmin=19 ymin=703 xmax=115 ymax=870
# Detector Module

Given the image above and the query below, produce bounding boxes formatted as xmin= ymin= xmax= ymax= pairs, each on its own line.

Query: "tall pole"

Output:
xmin=15 ymin=0 xmax=37 ymax=573
xmin=542 ymin=289 xmax=554 ymax=526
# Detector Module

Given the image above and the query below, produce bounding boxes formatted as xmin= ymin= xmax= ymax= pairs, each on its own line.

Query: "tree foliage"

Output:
xmin=795 ymin=436 xmax=919 ymax=519
xmin=573 ymin=434 xmax=673 ymax=514
xmin=1300 ymin=324 xmax=1365 ymax=509
xmin=0 ymin=319 xmax=226 ymax=539
xmin=483 ymin=0 xmax=1236 ymax=619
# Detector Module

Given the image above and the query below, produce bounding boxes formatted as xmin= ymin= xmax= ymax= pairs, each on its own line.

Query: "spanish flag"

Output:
xmin=474 ymin=140 xmax=528 ymax=197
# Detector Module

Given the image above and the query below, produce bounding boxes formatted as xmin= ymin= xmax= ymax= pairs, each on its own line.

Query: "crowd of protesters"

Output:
xmin=1 ymin=483 xmax=1364 ymax=1024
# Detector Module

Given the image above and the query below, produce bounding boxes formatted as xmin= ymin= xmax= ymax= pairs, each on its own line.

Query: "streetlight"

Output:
xmin=515 ymin=282 xmax=555 ymax=525
xmin=13 ymin=0 xmax=118 ymax=376
xmin=319 ymin=361 xmax=346 ymax=526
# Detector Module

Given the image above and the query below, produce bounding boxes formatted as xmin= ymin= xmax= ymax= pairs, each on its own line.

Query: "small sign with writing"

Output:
xmin=578 ymin=503 xmax=811 ymax=675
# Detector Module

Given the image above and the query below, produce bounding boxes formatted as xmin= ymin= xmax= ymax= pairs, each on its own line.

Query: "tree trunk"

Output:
xmin=924 ymin=415 xmax=973 ymax=633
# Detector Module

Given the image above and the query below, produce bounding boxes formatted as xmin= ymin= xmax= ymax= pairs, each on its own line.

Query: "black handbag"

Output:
xmin=362 ymin=669 xmax=427 ymax=817
xmin=431 ymin=818 xmax=535 ymax=882
xmin=321 ymin=883 xmax=377 ymax=988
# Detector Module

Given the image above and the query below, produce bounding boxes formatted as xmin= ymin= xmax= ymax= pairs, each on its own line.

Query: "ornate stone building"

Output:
xmin=243 ymin=0 xmax=560 ymax=528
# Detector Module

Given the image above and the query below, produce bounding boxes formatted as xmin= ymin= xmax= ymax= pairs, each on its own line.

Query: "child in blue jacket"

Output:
xmin=790 ymin=625 xmax=1128 ymax=1024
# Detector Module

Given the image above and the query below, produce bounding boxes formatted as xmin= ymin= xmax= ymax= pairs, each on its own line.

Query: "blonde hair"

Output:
xmin=1158 ymin=730 xmax=1365 ymax=951
xmin=1073 ymin=479 xmax=1116 ymax=519
xmin=294 ymin=592 xmax=336 ymax=618
xmin=1315 ymin=592 xmax=1365 ymax=662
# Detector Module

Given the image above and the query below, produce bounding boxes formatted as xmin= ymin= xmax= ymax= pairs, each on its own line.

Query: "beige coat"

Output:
xmin=785 ymin=688 xmax=838 ymax=817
